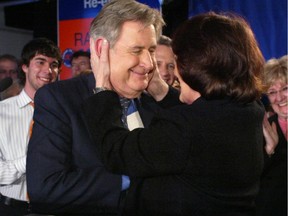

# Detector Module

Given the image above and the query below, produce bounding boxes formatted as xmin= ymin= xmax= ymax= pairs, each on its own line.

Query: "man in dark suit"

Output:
xmin=26 ymin=0 xmax=166 ymax=215
xmin=27 ymin=73 xmax=166 ymax=215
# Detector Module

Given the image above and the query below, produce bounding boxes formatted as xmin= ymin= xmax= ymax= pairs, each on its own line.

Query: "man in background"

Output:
xmin=70 ymin=50 xmax=91 ymax=77
xmin=156 ymin=35 xmax=180 ymax=89
xmin=0 ymin=54 xmax=19 ymax=81
xmin=0 ymin=54 xmax=22 ymax=101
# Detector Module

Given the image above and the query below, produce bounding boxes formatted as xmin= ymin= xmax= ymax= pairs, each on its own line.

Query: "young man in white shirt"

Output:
xmin=0 ymin=37 xmax=62 ymax=216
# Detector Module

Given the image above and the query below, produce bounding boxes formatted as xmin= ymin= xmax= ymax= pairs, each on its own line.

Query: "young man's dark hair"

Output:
xmin=19 ymin=38 xmax=62 ymax=85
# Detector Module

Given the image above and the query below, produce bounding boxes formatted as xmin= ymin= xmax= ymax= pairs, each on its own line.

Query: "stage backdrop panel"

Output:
xmin=189 ymin=0 xmax=287 ymax=61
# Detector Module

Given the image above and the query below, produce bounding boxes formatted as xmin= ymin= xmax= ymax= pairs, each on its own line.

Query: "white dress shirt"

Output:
xmin=0 ymin=89 xmax=33 ymax=201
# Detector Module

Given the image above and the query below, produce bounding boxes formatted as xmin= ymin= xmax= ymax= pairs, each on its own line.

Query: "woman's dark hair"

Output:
xmin=172 ymin=12 xmax=265 ymax=103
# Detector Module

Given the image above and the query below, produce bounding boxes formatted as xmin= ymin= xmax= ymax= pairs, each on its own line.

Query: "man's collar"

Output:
xmin=17 ymin=90 xmax=33 ymax=108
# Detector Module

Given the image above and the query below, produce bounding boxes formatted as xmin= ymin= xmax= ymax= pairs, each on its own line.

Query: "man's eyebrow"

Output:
xmin=34 ymin=57 xmax=59 ymax=65
xmin=130 ymin=45 xmax=157 ymax=50
xmin=34 ymin=57 xmax=47 ymax=61
xmin=129 ymin=46 xmax=144 ymax=50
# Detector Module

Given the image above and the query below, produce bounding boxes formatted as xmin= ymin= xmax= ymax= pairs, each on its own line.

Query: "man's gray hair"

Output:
xmin=90 ymin=0 xmax=165 ymax=47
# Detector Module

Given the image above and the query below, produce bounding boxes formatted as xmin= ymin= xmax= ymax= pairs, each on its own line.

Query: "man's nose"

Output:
xmin=44 ymin=62 xmax=55 ymax=74
xmin=159 ymin=66 xmax=169 ymax=76
xmin=140 ymin=51 xmax=154 ymax=71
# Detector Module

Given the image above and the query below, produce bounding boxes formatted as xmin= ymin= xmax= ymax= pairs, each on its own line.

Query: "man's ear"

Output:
xmin=95 ymin=38 xmax=105 ymax=57
xmin=22 ymin=64 xmax=28 ymax=74
xmin=90 ymin=38 xmax=105 ymax=57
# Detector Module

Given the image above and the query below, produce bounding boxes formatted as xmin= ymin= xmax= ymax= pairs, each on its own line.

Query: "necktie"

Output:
xmin=119 ymin=97 xmax=130 ymax=129
xmin=26 ymin=101 xmax=34 ymax=201
xmin=119 ymin=98 xmax=144 ymax=130
xmin=29 ymin=102 xmax=34 ymax=138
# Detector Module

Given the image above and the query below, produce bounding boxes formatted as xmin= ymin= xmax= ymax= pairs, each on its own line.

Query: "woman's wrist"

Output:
xmin=93 ymin=87 xmax=110 ymax=94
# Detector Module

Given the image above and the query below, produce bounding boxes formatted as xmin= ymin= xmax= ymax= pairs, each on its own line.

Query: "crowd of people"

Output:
xmin=0 ymin=0 xmax=286 ymax=215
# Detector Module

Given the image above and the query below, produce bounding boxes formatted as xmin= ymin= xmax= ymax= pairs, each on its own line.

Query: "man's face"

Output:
xmin=22 ymin=54 xmax=60 ymax=93
xmin=71 ymin=56 xmax=91 ymax=77
xmin=0 ymin=59 xmax=18 ymax=81
xmin=155 ymin=44 xmax=176 ymax=85
xmin=109 ymin=21 xmax=157 ymax=98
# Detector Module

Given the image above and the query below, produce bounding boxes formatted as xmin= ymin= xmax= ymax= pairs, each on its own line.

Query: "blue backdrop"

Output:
xmin=188 ymin=0 xmax=287 ymax=60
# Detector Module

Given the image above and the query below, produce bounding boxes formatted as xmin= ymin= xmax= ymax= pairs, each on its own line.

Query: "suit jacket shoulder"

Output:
xmin=27 ymin=73 xmax=122 ymax=215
